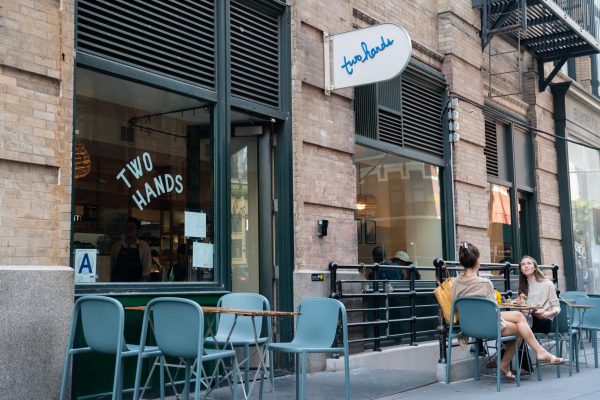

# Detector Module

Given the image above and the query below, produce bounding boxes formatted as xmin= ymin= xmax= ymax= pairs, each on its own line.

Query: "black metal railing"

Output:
xmin=329 ymin=262 xmax=440 ymax=352
xmin=329 ymin=259 xmax=560 ymax=362
xmin=433 ymin=258 xmax=559 ymax=363
xmin=556 ymin=0 xmax=600 ymax=41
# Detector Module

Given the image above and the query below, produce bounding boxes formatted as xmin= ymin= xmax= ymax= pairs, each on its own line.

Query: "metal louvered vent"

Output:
xmin=378 ymin=109 xmax=403 ymax=146
xmin=354 ymin=65 xmax=445 ymax=158
xmin=230 ymin=0 xmax=280 ymax=108
xmin=77 ymin=0 xmax=215 ymax=89
xmin=354 ymin=84 xmax=378 ymax=140
xmin=484 ymin=119 xmax=499 ymax=177
xmin=401 ymin=72 xmax=444 ymax=158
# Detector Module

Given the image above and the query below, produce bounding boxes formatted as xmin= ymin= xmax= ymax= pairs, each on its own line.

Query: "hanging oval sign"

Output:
xmin=329 ymin=23 xmax=412 ymax=90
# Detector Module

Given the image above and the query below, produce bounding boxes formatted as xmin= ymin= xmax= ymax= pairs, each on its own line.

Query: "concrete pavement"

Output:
xmin=156 ymin=342 xmax=600 ymax=400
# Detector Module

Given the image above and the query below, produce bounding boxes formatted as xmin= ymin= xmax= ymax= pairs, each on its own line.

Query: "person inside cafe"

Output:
xmin=452 ymin=242 xmax=566 ymax=380
xmin=370 ymin=246 xmax=402 ymax=281
xmin=516 ymin=255 xmax=561 ymax=373
xmin=110 ymin=217 xmax=152 ymax=282
xmin=390 ymin=250 xmax=421 ymax=280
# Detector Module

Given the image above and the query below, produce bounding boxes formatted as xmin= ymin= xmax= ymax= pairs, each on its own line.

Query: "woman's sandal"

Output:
xmin=538 ymin=354 xmax=567 ymax=365
xmin=500 ymin=369 xmax=516 ymax=380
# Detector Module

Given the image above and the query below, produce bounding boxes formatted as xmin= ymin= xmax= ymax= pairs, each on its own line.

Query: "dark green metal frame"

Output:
xmin=551 ymin=81 xmax=577 ymax=290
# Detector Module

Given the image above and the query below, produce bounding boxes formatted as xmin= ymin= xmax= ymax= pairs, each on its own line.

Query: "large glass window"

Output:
xmin=73 ymin=68 xmax=214 ymax=284
xmin=569 ymin=141 xmax=600 ymax=293
xmin=487 ymin=183 xmax=513 ymax=263
xmin=355 ymin=145 xmax=442 ymax=279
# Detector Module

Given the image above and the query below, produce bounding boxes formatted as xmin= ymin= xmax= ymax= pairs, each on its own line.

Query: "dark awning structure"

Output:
xmin=473 ymin=0 xmax=600 ymax=91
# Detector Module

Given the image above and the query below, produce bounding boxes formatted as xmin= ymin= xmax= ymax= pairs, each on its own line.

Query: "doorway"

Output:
xmin=230 ymin=115 xmax=275 ymax=305
xmin=517 ymin=191 xmax=533 ymax=258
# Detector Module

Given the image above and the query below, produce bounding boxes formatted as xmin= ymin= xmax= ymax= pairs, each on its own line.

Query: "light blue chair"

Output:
xmin=266 ymin=297 xmax=350 ymax=400
xmin=60 ymin=295 xmax=145 ymax=400
xmin=578 ymin=297 xmax=600 ymax=368
xmin=132 ymin=297 xmax=237 ymax=400
xmin=561 ymin=291 xmax=591 ymax=347
xmin=534 ymin=299 xmax=579 ymax=379
xmin=204 ymin=293 xmax=274 ymax=394
xmin=446 ymin=296 xmax=520 ymax=392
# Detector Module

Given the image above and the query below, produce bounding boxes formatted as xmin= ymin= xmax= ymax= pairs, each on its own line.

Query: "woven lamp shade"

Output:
xmin=74 ymin=140 xmax=91 ymax=179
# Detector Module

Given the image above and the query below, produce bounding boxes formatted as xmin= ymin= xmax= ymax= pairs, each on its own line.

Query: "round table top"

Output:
xmin=499 ymin=303 xmax=540 ymax=311
xmin=125 ymin=305 xmax=299 ymax=316
xmin=569 ymin=304 xmax=594 ymax=309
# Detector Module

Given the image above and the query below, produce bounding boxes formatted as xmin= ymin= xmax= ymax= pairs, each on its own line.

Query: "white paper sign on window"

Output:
xmin=324 ymin=23 xmax=412 ymax=92
xmin=74 ymin=248 xmax=97 ymax=283
xmin=192 ymin=242 xmax=213 ymax=269
xmin=184 ymin=211 xmax=206 ymax=239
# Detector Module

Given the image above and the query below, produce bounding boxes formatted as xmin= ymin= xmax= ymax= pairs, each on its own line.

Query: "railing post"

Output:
xmin=551 ymin=263 xmax=560 ymax=293
xmin=433 ymin=258 xmax=447 ymax=362
xmin=373 ymin=263 xmax=381 ymax=352
xmin=328 ymin=261 xmax=339 ymax=299
xmin=328 ymin=262 xmax=340 ymax=358
xmin=409 ymin=264 xmax=417 ymax=346
xmin=503 ymin=261 xmax=512 ymax=297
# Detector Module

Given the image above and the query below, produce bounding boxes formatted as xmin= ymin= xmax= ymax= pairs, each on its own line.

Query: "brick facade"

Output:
xmin=0 ymin=0 xmax=74 ymax=266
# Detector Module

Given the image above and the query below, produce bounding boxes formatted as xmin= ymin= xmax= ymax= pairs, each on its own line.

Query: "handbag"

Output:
xmin=434 ymin=276 xmax=459 ymax=325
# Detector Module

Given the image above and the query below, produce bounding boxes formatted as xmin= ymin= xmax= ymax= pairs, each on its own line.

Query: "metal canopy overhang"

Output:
xmin=473 ymin=0 xmax=600 ymax=91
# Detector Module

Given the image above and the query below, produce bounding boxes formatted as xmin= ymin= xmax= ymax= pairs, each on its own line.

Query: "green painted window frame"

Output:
xmin=71 ymin=0 xmax=294 ymax=299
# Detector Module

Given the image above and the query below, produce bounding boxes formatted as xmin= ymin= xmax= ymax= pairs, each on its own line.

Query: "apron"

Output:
xmin=113 ymin=243 xmax=143 ymax=282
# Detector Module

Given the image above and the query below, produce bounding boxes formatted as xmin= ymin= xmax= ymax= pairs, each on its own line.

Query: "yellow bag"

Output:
xmin=434 ymin=277 xmax=459 ymax=325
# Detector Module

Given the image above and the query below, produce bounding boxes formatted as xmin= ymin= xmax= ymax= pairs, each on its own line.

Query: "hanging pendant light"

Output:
xmin=74 ymin=139 xmax=91 ymax=179
xmin=356 ymin=162 xmax=377 ymax=217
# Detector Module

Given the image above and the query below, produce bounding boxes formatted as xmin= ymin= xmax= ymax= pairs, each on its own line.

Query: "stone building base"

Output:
xmin=0 ymin=266 xmax=74 ymax=399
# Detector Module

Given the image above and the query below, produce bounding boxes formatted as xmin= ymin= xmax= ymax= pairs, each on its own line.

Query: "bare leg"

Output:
xmin=499 ymin=321 xmax=518 ymax=374
xmin=501 ymin=311 xmax=556 ymax=362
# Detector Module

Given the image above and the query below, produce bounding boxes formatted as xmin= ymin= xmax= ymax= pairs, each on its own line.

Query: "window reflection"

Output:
xmin=569 ymin=142 xmax=600 ymax=294
xmin=355 ymin=145 xmax=442 ymax=279
xmin=487 ymin=183 xmax=513 ymax=263
xmin=73 ymin=68 xmax=214 ymax=283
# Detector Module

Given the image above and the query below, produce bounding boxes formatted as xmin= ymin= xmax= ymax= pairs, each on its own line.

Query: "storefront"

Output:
xmin=553 ymin=81 xmax=600 ymax=294
xmin=71 ymin=0 xmax=292 ymax=396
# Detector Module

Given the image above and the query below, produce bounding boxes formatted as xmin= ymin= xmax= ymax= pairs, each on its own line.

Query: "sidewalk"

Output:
xmin=163 ymin=344 xmax=600 ymax=400
xmin=381 ymin=362 xmax=600 ymax=400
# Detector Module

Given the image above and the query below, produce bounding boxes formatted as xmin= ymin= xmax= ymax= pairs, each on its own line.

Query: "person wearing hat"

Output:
xmin=390 ymin=250 xmax=421 ymax=280
xmin=372 ymin=246 xmax=403 ymax=281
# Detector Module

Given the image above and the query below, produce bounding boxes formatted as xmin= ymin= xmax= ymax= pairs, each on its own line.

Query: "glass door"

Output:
xmin=230 ymin=117 xmax=274 ymax=300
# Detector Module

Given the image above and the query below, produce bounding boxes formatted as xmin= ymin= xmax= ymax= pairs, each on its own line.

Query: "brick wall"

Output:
xmin=0 ymin=0 xmax=74 ymax=265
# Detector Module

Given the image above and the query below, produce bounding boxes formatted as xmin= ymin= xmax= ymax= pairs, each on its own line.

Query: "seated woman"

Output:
xmin=517 ymin=255 xmax=561 ymax=372
xmin=452 ymin=242 xmax=566 ymax=380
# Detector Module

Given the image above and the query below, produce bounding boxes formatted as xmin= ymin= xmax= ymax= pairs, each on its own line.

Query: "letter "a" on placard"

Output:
xmin=78 ymin=253 xmax=93 ymax=273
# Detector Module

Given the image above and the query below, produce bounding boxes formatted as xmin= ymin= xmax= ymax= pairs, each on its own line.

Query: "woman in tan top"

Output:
xmin=452 ymin=242 xmax=566 ymax=380
xmin=518 ymin=255 xmax=560 ymax=332
xmin=517 ymin=255 xmax=561 ymax=373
